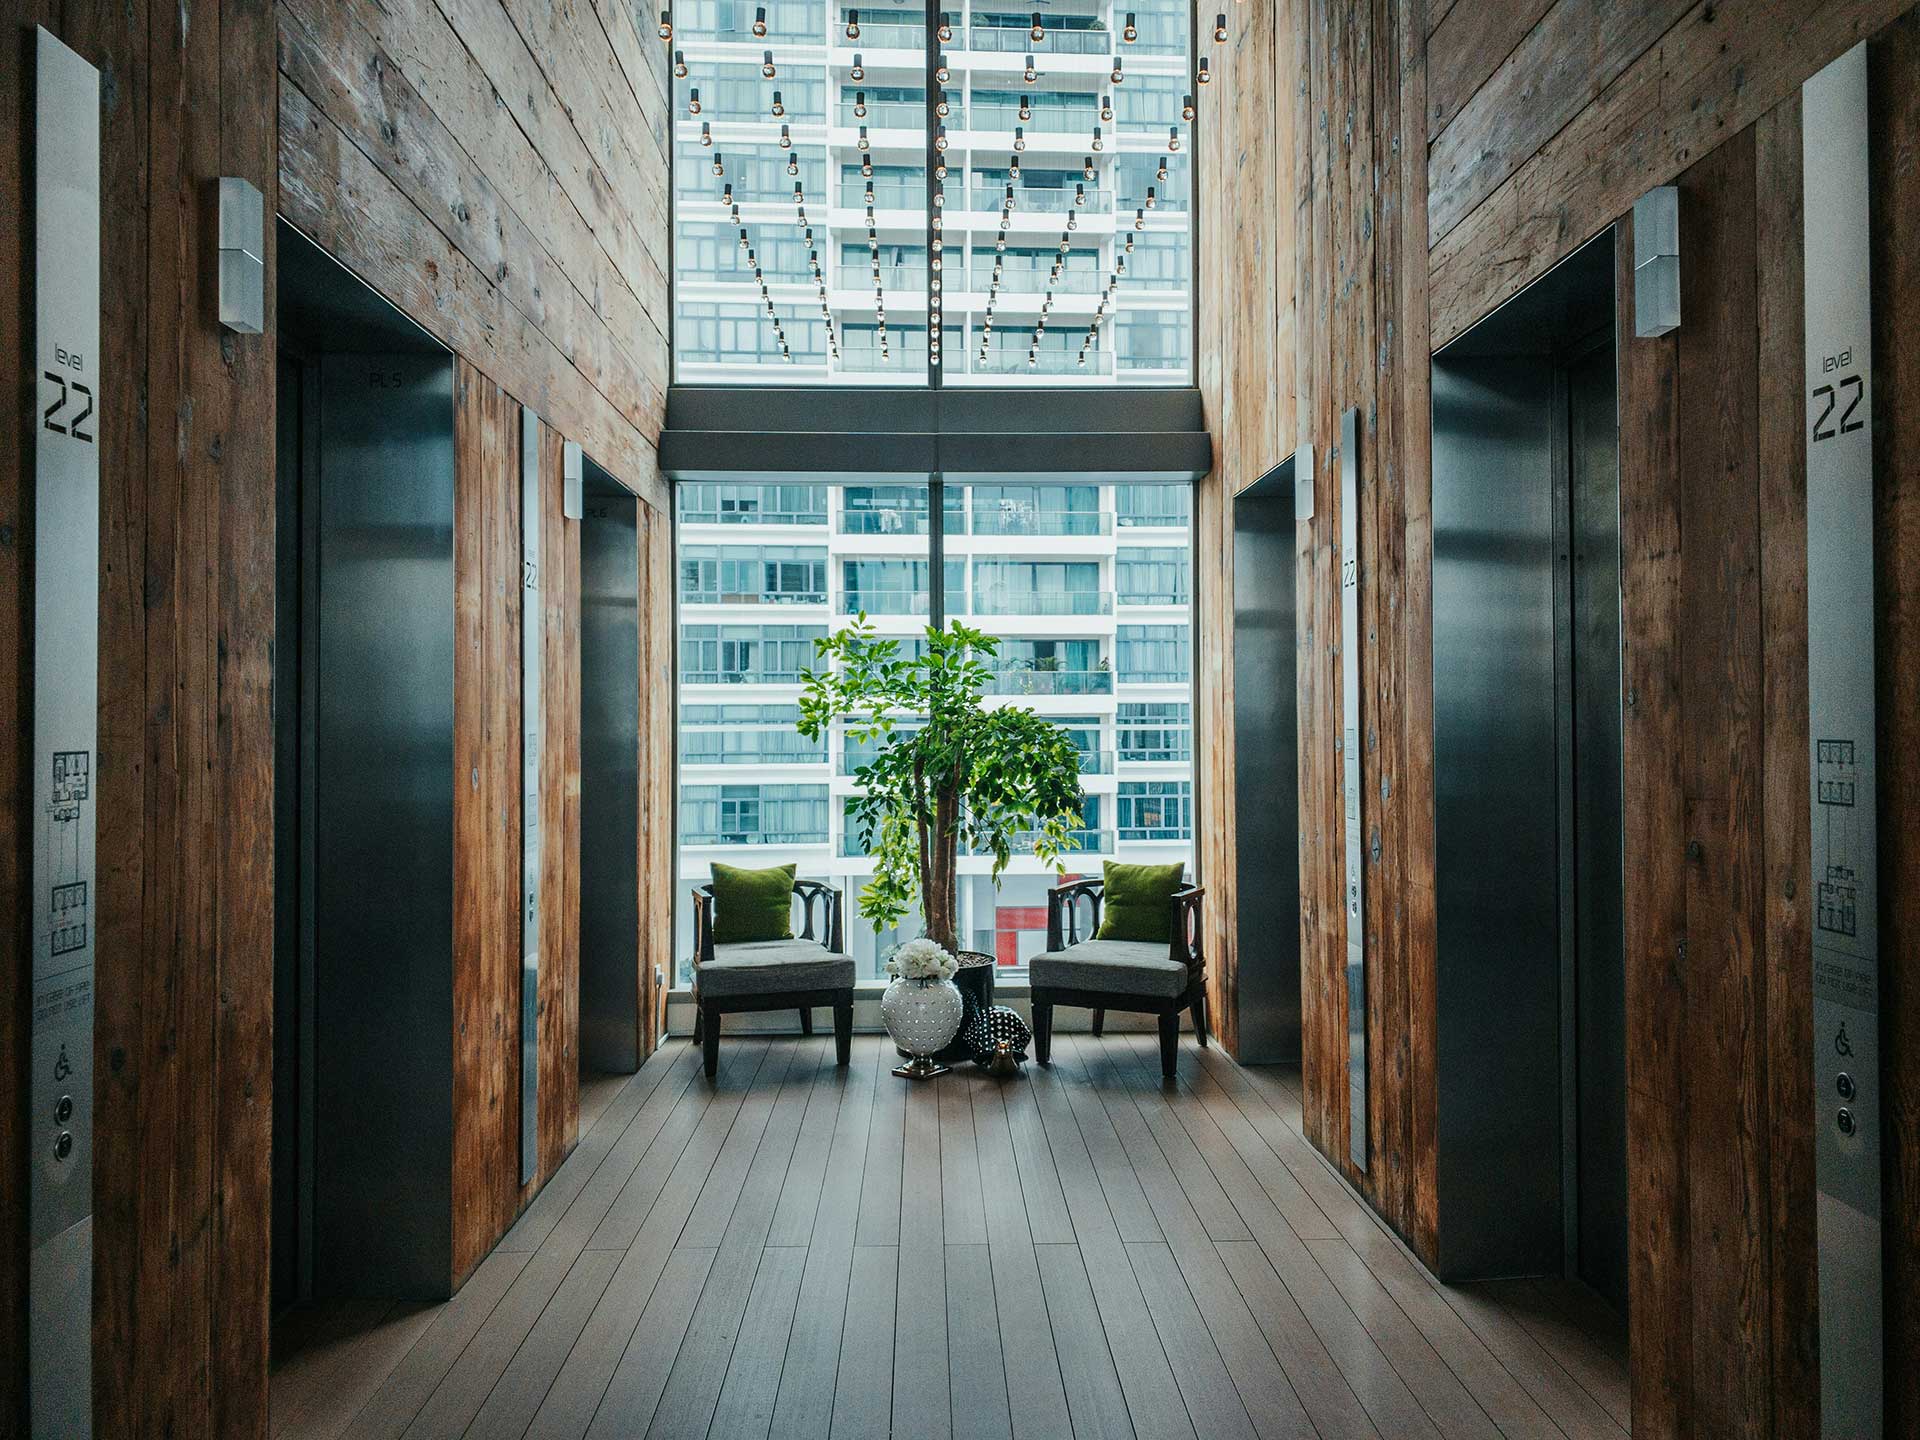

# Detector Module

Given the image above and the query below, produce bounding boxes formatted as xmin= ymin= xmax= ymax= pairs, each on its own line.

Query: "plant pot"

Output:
xmin=881 ymin=975 xmax=965 ymax=1079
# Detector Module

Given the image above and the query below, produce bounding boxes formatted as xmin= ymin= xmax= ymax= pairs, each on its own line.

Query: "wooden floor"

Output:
xmin=270 ymin=1034 xmax=1629 ymax=1440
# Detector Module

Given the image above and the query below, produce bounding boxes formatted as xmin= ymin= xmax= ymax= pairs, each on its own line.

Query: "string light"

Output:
xmin=771 ymin=89 xmax=785 ymax=117
xmin=854 ymin=90 xmax=867 ymax=117
xmin=845 ymin=7 xmax=859 ymax=38
xmin=857 ymin=124 xmax=870 ymax=151
xmin=1023 ymin=53 xmax=1037 ymax=83
xmin=1167 ymin=125 xmax=1181 ymax=151
xmin=1110 ymin=55 xmax=1123 ymax=84
xmin=1083 ymin=155 xmax=1096 ymax=181
xmin=1100 ymin=94 xmax=1114 ymax=122
xmin=935 ymin=53 xmax=950 ymax=83
xmin=1181 ymin=93 xmax=1196 ymax=122
xmin=1214 ymin=11 xmax=1227 ymax=41
xmin=1145 ymin=185 xmax=1156 ymax=209
xmin=699 ymin=120 xmax=712 ymax=146
xmin=1123 ymin=10 xmax=1138 ymax=41
xmin=753 ymin=4 xmax=767 ymax=36
xmin=761 ymin=48 xmax=777 ymax=77
xmin=688 ymin=87 xmax=701 ymax=116
xmin=936 ymin=90 xmax=950 ymax=118
xmin=937 ymin=10 xmax=952 ymax=41
xmin=1091 ymin=125 xmax=1104 ymax=152
xmin=787 ymin=152 xmax=799 ymax=175
xmin=711 ymin=150 xmax=724 ymax=176
xmin=1013 ymin=125 xmax=1026 ymax=152
xmin=1197 ymin=56 xmax=1211 ymax=84
xmin=673 ymin=50 xmax=688 ymax=78
xmin=851 ymin=52 xmax=865 ymax=80
xmin=1156 ymin=156 xmax=1168 ymax=182
xmin=657 ymin=8 xmax=672 ymax=40
xmin=779 ymin=122 xmax=792 ymax=149
xmin=1030 ymin=11 xmax=1044 ymax=41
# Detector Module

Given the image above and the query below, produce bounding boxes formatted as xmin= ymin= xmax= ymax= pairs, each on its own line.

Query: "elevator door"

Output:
xmin=1568 ymin=344 xmax=1627 ymax=1311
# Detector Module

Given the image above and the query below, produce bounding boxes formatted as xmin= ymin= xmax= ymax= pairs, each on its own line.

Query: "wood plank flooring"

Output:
xmin=270 ymin=1035 xmax=1629 ymax=1440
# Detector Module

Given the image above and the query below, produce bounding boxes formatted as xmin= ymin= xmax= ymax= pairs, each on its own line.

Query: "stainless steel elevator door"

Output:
xmin=1568 ymin=345 xmax=1627 ymax=1312
xmin=579 ymin=488 xmax=642 ymax=1072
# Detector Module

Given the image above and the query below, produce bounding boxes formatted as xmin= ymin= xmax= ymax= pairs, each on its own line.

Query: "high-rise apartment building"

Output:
xmin=677 ymin=478 xmax=1194 ymax=978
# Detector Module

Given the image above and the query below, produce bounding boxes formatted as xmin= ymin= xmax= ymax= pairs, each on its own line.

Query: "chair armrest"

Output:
xmin=1168 ymin=884 xmax=1205 ymax=973
xmin=1047 ymin=878 xmax=1105 ymax=950
xmin=692 ymin=885 xmax=716 ymax=968
xmin=792 ymin=879 xmax=845 ymax=951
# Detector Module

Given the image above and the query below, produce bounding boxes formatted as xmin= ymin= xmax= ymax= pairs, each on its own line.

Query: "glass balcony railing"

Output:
xmin=682 ymin=744 xmax=829 ymax=767
xmin=833 ymin=19 xmax=924 ymax=49
xmin=966 ymin=505 xmax=1111 ymax=536
xmin=682 ymin=829 xmax=828 ymax=847
xmin=839 ymin=346 xmax=928 ymax=373
xmin=681 ymin=589 xmax=828 ymax=607
xmin=838 ymin=183 xmax=925 ymax=210
xmin=1117 ymin=745 xmax=1192 ymax=764
xmin=1117 ymin=589 xmax=1188 ymax=607
xmin=836 ymin=101 xmax=930 ymax=129
xmin=680 ymin=506 xmax=828 ymax=526
xmin=1077 ymin=749 xmax=1113 ymax=775
xmin=965 ymin=104 xmax=1099 ymax=135
xmin=985 ymin=666 xmax=1112 ymax=696
xmin=682 ymin=668 xmax=813 ymax=686
xmin=835 ymin=265 xmax=927 ymax=292
xmin=1118 ymin=824 xmax=1192 ymax=842
xmin=971 ymin=828 xmax=1113 ymax=856
xmin=839 ymin=508 xmax=939 ymax=535
xmin=841 ymin=588 xmax=932 ymax=616
xmin=966 ymin=266 xmax=1103 ymax=294
xmin=968 ymin=24 xmax=1111 ymax=54
xmin=972 ymin=349 xmax=1114 ymax=376
xmin=964 ymin=186 xmax=1106 ymax=215
xmin=972 ymin=587 xmax=1110 ymax=615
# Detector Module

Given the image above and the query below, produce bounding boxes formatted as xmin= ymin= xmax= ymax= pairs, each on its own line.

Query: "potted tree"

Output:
xmin=799 ymin=618 xmax=1087 ymax=1074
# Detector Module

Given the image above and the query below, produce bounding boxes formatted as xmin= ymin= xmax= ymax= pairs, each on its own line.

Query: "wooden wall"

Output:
xmin=1195 ymin=0 xmax=1920 ymax=1432
xmin=3 ymin=0 xmax=675 ymax=1430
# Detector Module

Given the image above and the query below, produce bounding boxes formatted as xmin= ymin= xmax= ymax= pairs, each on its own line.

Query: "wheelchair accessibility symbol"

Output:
xmin=53 ymin=1044 xmax=73 ymax=1082
xmin=1834 ymin=1023 xmax=1853 ymax=1058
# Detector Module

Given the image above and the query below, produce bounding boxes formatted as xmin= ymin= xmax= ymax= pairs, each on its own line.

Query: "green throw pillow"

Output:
xmin=1094 ymin=861 xmax=1185 ymax=943
xmin=711 ymin=862 xmax=796 ymax=945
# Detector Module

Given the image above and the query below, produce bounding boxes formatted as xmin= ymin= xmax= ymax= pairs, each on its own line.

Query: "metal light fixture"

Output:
xmin=1156 ymin=156 xmax=1168 ymax=182
xmin=1074 ymin=182 xmax=1085 ymax=206
xmin=1123 ymin=11 xmax=1138 ymax=41
xmin=711 ymin=150 xmax=724 ymax=175
xmin=1091 ymin=125 xmax=1104 ymax=151
xmin=688 ymin=87 xmax=701 ymax=115
xmin=1181 ymin=93 xmax=1196 ymax=121
xmin=753 ymin=4 xmax=768 ymax=36
xmin=1197 ymin=56 xmax=1210 ymax=84
xmin=936 ymin=53 xmax=950 ymax=83
xmin=1167 ymin=125 xmax=1180 ymax=150
xmin=1031 ymin=11 xmax=1045 ymax=40
xmin=857 ymin=124 xmax=870 ymax=151
xmin=1110 ymin=55 xmax=1123 ymax=83
xmin=938 ymin=10 xmax=952 ymax=41
xmin=779 ymin=122 xmax=792 ymax=148
xmin=845 ymin=7 xmax=859 ymax=37
xmin=936 ymin=90 xmax=950 ymax=117
xmin=699 ymin=120 xmax=712 ymax=145
xmin=657 ymin=8 xmax=672 ymax=40
xmin=762 ymin=49 xmax=776 ymax=76
xmin=935 ymin=123 xmax=948 ymax=151
xmin=1145 ymin=185 xmax=1156 ymax=209
xmin=1024 ymin=54 xmax=1037 ymax=83
xmin=787 ymin=152 xmax=799 ymax=175
xmin=673 ymin=49 xmax=688 ymax=77
xmin=1101 ymin=94 xmax=1114 ymax=121
xmin=854 ymin=90 xmax=867 ymax=116
xmin=1083 ymin=155 xmax=1096 ymax=180
xmin=1214 ymin=11 xmax=1227 ymax=41
xmin=851 ymin=53 xmax=865 ymax=79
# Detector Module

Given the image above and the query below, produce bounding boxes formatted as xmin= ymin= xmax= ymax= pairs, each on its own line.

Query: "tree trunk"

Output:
xmin=923 ymin=775 xmax=962 ymax=952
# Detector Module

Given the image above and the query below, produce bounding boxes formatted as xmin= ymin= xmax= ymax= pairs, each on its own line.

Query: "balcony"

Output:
xmin=964 ymin=186 xmax=1106 ymax=215
xmin=680 ymin=506 xmax=827 ymax=527
xmin=681 ymin=744 xmax=827 ymax=767
xmin=966 ymin=265 xmax=1103 ymax=294
xmin=837 ymin=182 xmax=925 ymax=210
xmin=682 ymin=668 xmax=813 ymax=686
xmin=965 ymin=104 xmax=1099 ymax=135
xmin=965 ymin=503 xmax=1111 ymax=537
xmin=970 ymin=827 xmax=1113 ymax=856
xmin=968 ymin=24 xmax=1111 ymax=54
xmin=833 ymin=19 xmax=924 ymax=50
xmin=985 ymin=666 xmax=1112 ymax=696
xmin=972 ymin=586 xmax=1110 ymax=616
xmin=838 ymin=346 xmax=929 ymax=373
xmin=841 ymin=588 xmax=932 ymax=616
xmin=834 ymin=264 xmax=926 ymax=293
xmin=1118 ymin=824 xmax=1191 ymax=842
xmin=836 ymin=100 xmax=930 ymax=129
xmin=681 ymin=589 xmax=828 ymax=607
xmin=681 ymin=829 xmax=828 ymax=847
xmin=970 ymin=349 xmax=1114 ymax=376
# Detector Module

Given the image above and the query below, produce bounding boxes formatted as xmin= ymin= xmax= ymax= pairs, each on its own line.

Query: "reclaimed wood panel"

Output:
xmin=1423 ymin=0 xmax=1554 ymax=140
xmin=1871 ymin=14 xmax=1920 ymax=1433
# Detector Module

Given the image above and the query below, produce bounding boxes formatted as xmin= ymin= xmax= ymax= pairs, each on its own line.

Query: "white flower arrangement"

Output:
xmin=886 ymin=937 xmax=958 ymax=982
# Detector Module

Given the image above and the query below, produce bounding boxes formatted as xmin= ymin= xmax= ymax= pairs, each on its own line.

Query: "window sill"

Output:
xmin=661 ymin=982 xmax=1168 ymax=1038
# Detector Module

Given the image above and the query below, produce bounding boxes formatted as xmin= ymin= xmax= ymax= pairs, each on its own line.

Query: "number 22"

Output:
xmin=1812 ymin=373 xmax=1864 ymax=443
xmin=43 ymin=371 xmax=94 ymax=444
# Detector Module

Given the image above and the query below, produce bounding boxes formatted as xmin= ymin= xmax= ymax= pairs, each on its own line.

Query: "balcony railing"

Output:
xmin=971 ymin=349 xmax=1114 ymax=375
xmin=1117 ymin=589 xmax=1188 ymax=607
xmin=968 ymin=24 xmax=1111 ymax=54
xmin=841 ymin=588 xmax=932 ymax=616
xmin=1116 ymin=510 xmax=1189 ymax=528
xmin=966 ymin=504 xmax=1110 ymax=536
xmin=1077 ymin=749 xmax=1113 ymax=775
xmin=835 ymin=264 xmax=926 ymax=292
xmin=836 ymin=101 xmax=931 ymax=129
xmin=681 ymin=506 xmax=828 ymax=526
xmin=970 ymin=828 xmax=1113 ymax=856
xmin=985 ymin=667 xmax=1112 ymax=696
xmin=1116 ymin=745 xmax=1192 ymax=764
xmin=837 ymin=183 xmax=925 ymax=210
xmin=965 ymin=104 xmax=1098 ymax=134
xmin=964 ymin=186 xmax=1105 ymax=214
xmin=682 ymin=745 xmax=828 ymax=767
xmin=682 ymin=830 xmax=828 ymax=847
xmin=1118 ymin=825 xmax=1192 ymax=842
xmin=839 ymin=346 xmax=928 ymax=373
xmin=681 ymin=589 xmax=828 ymax=607
xmin=682 ymin=669 xmax=812 ymax=686
xmin=967 ymin=266 xmax=1102 ymax=294
xmin=840 ymin=508 xmax=937 ymax=535
xmin=834 ymin=19 xmax=924 ymax=49
xmin=972 ymin=587 xmax=1110 ymax=615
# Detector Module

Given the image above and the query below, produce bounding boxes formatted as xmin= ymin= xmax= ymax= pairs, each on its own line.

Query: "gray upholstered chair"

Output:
xmin=691 ymin=879 xmax=855 ymax=1079
xmin=1028 ymin=876 xmax=1207 ymax=1079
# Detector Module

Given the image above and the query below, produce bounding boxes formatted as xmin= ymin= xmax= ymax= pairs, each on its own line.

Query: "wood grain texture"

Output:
xmin=1870 ymin=14 xmax=1920 ymax=1433
xmin=1423 ymin=0 xmax=1554 ymax=141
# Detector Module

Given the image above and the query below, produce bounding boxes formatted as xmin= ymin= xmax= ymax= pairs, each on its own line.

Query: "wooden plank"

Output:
xmin=1423 ymin=0 xmax=1555 ymax=140
xmin=829 ymin=1244 xmax=898 ymax=1439
xmin=893 ymin=1077 xmax=950 ymax=1440
xmin=1753 ymin=89 xmax=1821 ymax=1440
xmin=1871 ymin=15 xmax=1920 ymax=1436
xmin=1033 ymin=1243 xmax=1136 ymax=1440
xmin=462 ymin=1250 xmax=622 ymax=1440
xmin=578 ymin=1245 xmax=715 ymax=1440
xmin=1613 ymin=200 xmax=1691 ymax=1440
xmin=706 ymin=1245 xmax=808 ymax=1439
xmin=943 ymin=1244 xmax=1014 ymax=1440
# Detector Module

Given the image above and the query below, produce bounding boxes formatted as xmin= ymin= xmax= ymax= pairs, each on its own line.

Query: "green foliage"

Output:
xmin=798 ymin=617 xmax=1086 ymax=946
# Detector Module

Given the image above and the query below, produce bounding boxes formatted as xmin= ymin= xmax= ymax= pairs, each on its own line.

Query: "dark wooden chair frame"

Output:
xmin=1030 ymin=878 xmax=1208 ymax=1079
xmin=690 ymin=879 xmax=853 ymax=1079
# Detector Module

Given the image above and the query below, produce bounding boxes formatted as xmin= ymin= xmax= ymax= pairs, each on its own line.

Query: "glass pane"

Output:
xmin=677 ymin=480 xmax=933 ymax=982
xmin=671 ymin=1 xmax=1194 ymax=386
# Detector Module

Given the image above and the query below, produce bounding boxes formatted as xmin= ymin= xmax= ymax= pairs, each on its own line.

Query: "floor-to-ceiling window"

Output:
xmin=676 ymin=477 xmax=1194 ymax=982
xmin=668 ymin=0 xmax=1194 ymax=385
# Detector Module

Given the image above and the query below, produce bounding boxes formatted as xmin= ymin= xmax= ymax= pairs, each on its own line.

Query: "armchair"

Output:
xmin=690 ymin=878 xmax=854 ymax=1079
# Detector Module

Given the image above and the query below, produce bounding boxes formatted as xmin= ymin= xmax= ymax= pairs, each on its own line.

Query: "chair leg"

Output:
xmin=702 ymin=1002 xmax=721 ymax=1080
xmin=1157 ymin=1010 xmax=1179 ymax=1080
xmin=1190 ymin=991 xmax=1209 ymax=1049
xmin=799 ymin=1006 xmax=814 ymax=1036
xmin=833 ymin=995 xmax=853 ymax=1067
xmin=1090 ymin=1007 xmax=1105 ymax=1037
xmin=1033 ymin=998 xmax=1054 ymax=1066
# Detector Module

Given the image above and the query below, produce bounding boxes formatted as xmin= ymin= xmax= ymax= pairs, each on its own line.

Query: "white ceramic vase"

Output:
xmin=881 ymin=976 xmax=964 ymax=1078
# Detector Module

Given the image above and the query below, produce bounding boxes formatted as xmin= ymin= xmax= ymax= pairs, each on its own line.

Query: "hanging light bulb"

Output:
xmin=1145 ymin=185 xmax=1157 ymax=209
xmin=1216 ymin=10 xmax=1230 ymax=40
xmin=657 ymin=8 xmax=672 ymax=40
xmin=845 ymin=7 xmax=859 ymax=37
xmin=699 ymin=120 xmax=712 ymax=146
xmin=794 ymin=180 xmax=805 ymax=204
xmin=935 ymin=159 xmax=948 ymax=180
xmin=1091 ymin=125 xmax=1104 ymax=152
xmin=1197 ymin=56 xmax=1211 ymax=84
xmin=762 ymin=49 xmax=777 ymax=76
xmin=1074 ymin=182 xmax=1085 ymax=206
xmin=1123 ymin=233 xmax=1134 ymax=254
xmin=1156 ymin=155 xmax=1168 ymax=181
xmin=854 ymin=90 xmax=867 ymax=117
xmin=1167 ymin=125 xmax=1180 ymax=151
xmin=673 ymin=49 xmax=688 ymax=77
xmin=1066 ymin=211 xmax=1077 ymax=230
xmin=688 ymin=87 xmax=702 ymax=115
xmin=1110 ymin=55 xmax=1123 ymax=84
xmin=935 ymin=53 xmax=950 ymax=83
xmin=938 ymin=10 xmax=952 ymax=42
xmin=1181 ymin=92 xmax=1196 ymax=121
xmin=770 ymin=89 xmax=785 ymax=116
xmin=753 ymin=4 xmax=768 ymax=35
xmin=995 ymin=236 xmax=1005 ymax=252
xmin=1019 ymin=95 xmax=1032 ymax=121
xmin=857 ymin=124 xmax=870 ymax=151
xmin=787 ymin=152 xmax=799 ymax=175
xmin=738 ymin=227 xmax=750 ymax=249
xmin=1029 ymin=10 xmax=1045 ymax=41
xmin=721 ymin=181 xmax=734 ymax=204
xmin=1134 ymin=207 xmax=1145 ymax=229
xmin=779 ymin=122 xmax=792 ymax=148
xmin=712 ymin=150 xmax=725 ymax=176
xmin=864 ymin=182 xmax=875 ymax=204
xmin=1123 ymin=10 xmax=1138 ymax=41
xmin=860 ymin=156 xmax=873 ymax=177
xmin=851 ymin=53 xmax=865 ymax=80
xmin=1023 ymin=53 xmax=1037 ymax=82
xmin=936 ymin=90 xmax=950 ymax=117
xmin=935 ymin=123 xmax=949 ymax=151
xmin=1099 ymin=93 xmax=1114 ymax=122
